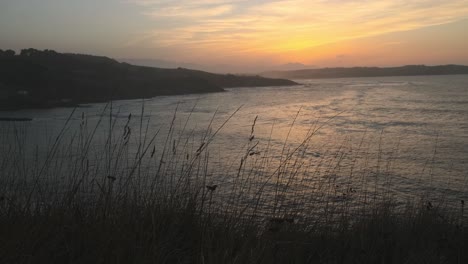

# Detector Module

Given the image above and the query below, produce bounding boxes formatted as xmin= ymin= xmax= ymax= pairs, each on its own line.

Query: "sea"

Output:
xmin=1 ymin=74 xmax=467 ymax=215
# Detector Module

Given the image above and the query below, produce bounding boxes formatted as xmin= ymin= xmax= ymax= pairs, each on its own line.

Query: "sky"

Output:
xmin=1 ymin=0 xmax=468 ymax=72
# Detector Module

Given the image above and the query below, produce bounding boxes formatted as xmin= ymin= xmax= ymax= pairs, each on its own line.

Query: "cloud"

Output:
xmin=142 ymin=3 xmax=234 ymax=18
xmin=125 ymin=0 xmax=468 ymax=62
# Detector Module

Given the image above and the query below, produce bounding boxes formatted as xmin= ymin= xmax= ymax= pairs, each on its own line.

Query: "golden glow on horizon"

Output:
xmin=1 ymin=0 xmax=466 ymax=71
xmin=122 ymin=0 xmax=468 ymax=67
xmin=1 ymin=0 xmax=467 ymax=70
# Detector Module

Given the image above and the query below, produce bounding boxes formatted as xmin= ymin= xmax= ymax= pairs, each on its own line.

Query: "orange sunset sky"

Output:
xmin=1 ymin=0 xmax=468 ymax=72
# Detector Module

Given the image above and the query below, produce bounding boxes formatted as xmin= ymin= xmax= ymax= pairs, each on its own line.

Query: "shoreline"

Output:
xmin=261 ymin=65 xmax=468 ymax=79
xmin=0 ymin=49 xmax=298 ymax=112
xmin=0 ymin=89 xmax=228 ymax=112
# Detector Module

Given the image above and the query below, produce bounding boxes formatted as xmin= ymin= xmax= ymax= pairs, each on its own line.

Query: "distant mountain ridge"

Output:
xmin=261 ymin=65 xmax=468 ymax=79
xmin=119 ymin=58 xmax=317 ymax=74
xmin=0 ymin=49 xmax=297 ymax=110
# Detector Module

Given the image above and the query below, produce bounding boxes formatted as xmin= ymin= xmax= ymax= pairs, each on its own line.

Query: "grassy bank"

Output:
xmin=2 ymin=195 xmax=466 ymax=263
xmin=0 ymin=105 xmax=467 ymax=263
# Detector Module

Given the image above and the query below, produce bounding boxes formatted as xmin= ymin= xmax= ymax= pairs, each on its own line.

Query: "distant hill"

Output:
xmin=261 ymin=65 xmax=468 ymax=79
xmin=0 ymin=49 xmax=297 ymax=110
xmin=119 ymin=59 xmax=318 ymax=74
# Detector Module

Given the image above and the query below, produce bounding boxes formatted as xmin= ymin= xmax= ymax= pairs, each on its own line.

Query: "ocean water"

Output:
xmin=1 ymin=75 xmax=468 ymax=213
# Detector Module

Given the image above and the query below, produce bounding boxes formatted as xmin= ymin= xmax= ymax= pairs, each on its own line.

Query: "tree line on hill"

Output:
xmin=0 ymin=49 xmax=297 ymax=110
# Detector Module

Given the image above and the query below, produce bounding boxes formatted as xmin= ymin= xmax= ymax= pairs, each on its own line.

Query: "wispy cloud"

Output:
xmin=143 ymin=4 xmax=234 ymax=18
xmin=126 ymin=0 xmax=468 ymax=62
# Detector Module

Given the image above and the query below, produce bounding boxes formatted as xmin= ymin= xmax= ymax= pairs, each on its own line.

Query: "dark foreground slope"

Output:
xmin=0 ymin=49 xmax=297 ymax=110
xmin=262 ymin=65 xmax=468 ymax=79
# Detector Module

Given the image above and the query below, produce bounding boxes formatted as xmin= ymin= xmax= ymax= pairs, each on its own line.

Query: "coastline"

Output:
xmin=0 ymin=49 xmax=298 ymax=112
xmin=0 ymin=89 xmax=227 ymax=112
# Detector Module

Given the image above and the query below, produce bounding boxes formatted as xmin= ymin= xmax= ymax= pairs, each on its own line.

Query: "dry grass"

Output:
xmin=0 ymin=104 xmax=467 ymax=263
